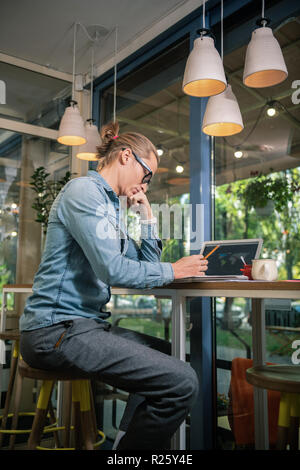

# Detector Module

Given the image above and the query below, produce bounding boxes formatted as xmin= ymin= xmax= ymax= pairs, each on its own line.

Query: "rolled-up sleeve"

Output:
xmin=57 ymin=179 xmax=174 ymax=288
xmin=139 ymin=221 xmax=163 ymax=262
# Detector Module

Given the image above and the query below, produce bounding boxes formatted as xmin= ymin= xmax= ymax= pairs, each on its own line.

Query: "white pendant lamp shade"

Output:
xmin=243 ymin=27 xmax=288 ymax=88
xmin=202 ymin=85 xmax=244 ymax=136
xmin=57 ymin=103 xmax=87 ymax=146
xmin=182 ymin=36 xmax=227 ymax=97
xmin=77 ymin=121 xmax=101 ymax=161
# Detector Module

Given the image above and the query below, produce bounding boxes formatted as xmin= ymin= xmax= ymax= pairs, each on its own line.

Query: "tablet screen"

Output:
xmin=202 ymin=242 xmax=259 ymax=276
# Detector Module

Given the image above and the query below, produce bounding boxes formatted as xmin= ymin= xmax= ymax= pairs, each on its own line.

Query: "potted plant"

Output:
xmin=240 ymin=172 xmax=294 ymax=216
xmin=30 ymin=167 xmax=75 ymax=242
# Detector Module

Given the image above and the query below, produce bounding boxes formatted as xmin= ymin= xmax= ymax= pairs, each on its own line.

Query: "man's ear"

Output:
xmin=120 ymin=148 xmax=131 ymax=166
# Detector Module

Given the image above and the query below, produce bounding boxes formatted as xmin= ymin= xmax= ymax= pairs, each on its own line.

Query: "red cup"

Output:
xmin=240 ymin=264 xmax=253 ymax=280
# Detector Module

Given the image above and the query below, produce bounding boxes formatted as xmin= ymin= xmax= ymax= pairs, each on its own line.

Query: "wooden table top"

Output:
xmin=165 ymin=280 xmax=300 ymax=291
xmin=3 ymin=281 xmax=300 ymax=292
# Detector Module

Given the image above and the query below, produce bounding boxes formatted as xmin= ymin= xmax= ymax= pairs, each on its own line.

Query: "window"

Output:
xmin=214 ymin=15 xmax=300 ymax=450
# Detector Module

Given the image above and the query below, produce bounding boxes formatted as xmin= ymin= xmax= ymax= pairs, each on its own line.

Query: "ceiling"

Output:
xmin=0 ymin=0 xmax=194 ymax=75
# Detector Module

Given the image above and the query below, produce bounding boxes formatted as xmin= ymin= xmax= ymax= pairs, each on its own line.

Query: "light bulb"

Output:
xmin=267 ymin=107 xmax=276 ymax=117
xmin=157 ymin=147 xmax=164 ymax=157
xmin=11 ymin=231 xmax=17 ymax=237
xmin=176 ymin=165 xmax=184 ymax=173
xmin=11 ymin=203 xmax=17 ymax=209
xmin=234 ymin=150 xmax=243 ymax=159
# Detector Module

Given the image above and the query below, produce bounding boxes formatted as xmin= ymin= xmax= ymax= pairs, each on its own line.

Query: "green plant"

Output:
xmin=30 ymin=167 xmax=75 ymax=234
xmin=239 ymin=172 xmax=295 ymax=213
xmin=217 ymin=393 xmax=229 ymax=411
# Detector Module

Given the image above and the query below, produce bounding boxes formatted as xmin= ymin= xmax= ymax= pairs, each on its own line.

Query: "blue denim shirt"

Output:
xmin=20 ymin=170 xmax=174 ymax=331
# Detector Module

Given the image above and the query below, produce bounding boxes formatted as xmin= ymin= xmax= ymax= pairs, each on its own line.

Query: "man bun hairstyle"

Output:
xmin=96 ymin=121 xmax=160 ymax=171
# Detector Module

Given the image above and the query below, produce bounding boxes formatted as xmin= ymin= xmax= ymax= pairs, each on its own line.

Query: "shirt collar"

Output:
xmin=87 ymin=170 xmax=118 ymax=198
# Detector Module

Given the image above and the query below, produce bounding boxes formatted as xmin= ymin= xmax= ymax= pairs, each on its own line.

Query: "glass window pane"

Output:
xmin=0 ymin=62 xmax=71 ymax=129
xmin=215 ymin=15 xmax=300 ymax=450
xmin=0 ymin=129 xmax=71 ymax=305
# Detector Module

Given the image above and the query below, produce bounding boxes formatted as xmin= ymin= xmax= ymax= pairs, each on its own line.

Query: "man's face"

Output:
xmin=120 ymin=150 xmax=158 ymax=198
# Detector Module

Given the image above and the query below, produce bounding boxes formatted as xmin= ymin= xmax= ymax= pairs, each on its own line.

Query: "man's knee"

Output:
xmin=175 ymin=363 xmax=199 ymax=406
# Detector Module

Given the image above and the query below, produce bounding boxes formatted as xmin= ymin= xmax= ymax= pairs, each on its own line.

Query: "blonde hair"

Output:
xmin=96 ymin=121 xmax=160 ymax=171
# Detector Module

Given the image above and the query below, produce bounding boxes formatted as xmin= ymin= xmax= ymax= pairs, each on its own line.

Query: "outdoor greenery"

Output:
xmin=215 ymin=168 xmax=300 ymax=279
xmin=239 ymin=171 xmax=297 ymax=212
xmin=152 ymin=168 xmax=300 ymax=279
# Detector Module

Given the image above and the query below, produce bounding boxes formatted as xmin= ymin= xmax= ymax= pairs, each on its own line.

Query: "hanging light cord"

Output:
xmin=224 ymin=100 xmax=300 ymax=150
xmin=113 ymin=25 xmax=118 ymax=124
xmin=223 ymin=104 xmax=267 ymax=149
xmin=202 ymin=0 xmax=206 ymax=29
xmin=221 ymin=0 xmax=223 ymax=61
xmin=71 ymin=22 xmax=77 ymax=102
xmin=90 ymin=45 xmax=94 ymax=120
xmin=274 ymin=101 xmax=300 ymax=125
xmin=262 ymin=0 xmax=265 ymax=19
xmin=71 ymin=22 xmax=118 ymax=120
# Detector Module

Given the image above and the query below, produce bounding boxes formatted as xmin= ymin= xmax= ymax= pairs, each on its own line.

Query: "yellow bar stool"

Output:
xmin=246 ymin=364 xmax=300 ymax=450
xmin=18 ymin=359 xmax=105 ymax=450
xmin=0 ymin=333 xmax=58 ymax=450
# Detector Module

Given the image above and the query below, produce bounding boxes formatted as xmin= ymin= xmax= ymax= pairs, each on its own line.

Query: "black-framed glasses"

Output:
xmin=122 ymin=148 xmax=153 ymax=185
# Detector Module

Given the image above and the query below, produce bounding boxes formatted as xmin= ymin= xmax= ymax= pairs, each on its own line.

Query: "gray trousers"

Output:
xmin=20 ymin=318 xmax=199 ymax=450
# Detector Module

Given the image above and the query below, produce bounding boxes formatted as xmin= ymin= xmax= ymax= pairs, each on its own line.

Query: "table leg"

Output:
xmin=0 ymin=291 xmax=8 ymax=400
xmin=171 ymin=292 xmax=186 ymax=450
xmin=252 ymin=298 xmax=269 ymax=450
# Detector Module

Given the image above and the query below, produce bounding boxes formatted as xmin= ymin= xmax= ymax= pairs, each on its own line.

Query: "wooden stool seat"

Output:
xmin=246 ymin=365 xmax=300 ymax=450
xmin=0 ymin=329 xmax=20 ymax=341
xmin=18 ymin=359 xmax=90 ymax=382
xmin=246 ymin=365 xmax=300 ymax=393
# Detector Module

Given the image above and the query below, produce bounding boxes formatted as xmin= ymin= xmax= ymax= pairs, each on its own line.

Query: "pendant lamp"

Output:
xmin=57 ymin=23 xmax=87 ymax=146
xmin=76 ymin=119 xmax=101 ymax=160
xmin=77 ymin=46 xmax=101 ymax=160
xmin=243 ymin=1 xmax=288 ymax=88
xmin=182 ymin=0 xmax=226 ymax=97
xmin=202 ymin=1 xmax=243 ymax=136
xmin=202 ymin=84 xmax=244 ymax=136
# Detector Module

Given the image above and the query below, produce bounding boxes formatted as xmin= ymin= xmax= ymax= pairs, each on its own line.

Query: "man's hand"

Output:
xmin=171 ymin=255 xmax=208 ymax=279
xmin=128 ymin=189 xmax=153 ymax=220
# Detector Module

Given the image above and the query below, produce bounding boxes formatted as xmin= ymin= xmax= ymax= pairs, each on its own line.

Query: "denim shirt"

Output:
xmin=20 ymin=170 xmax=174 ymax=331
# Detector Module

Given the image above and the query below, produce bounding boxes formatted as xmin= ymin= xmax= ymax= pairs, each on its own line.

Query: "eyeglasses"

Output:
xmin=122 ymin=148 xmax=153 ymax=185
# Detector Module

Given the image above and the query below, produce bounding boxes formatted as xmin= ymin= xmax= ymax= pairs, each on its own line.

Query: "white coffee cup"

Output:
xmin=251 ymin=259 xmax=278 ymax=281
